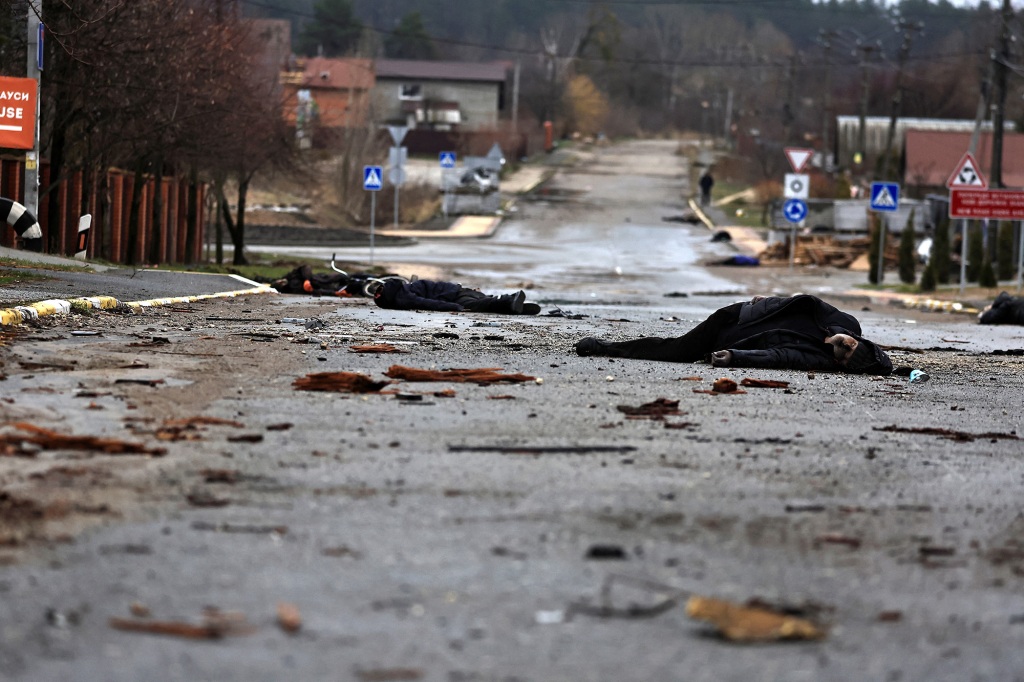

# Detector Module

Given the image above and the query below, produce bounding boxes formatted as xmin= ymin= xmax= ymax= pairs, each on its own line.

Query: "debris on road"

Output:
xmin=616 ymin=397 xmax=682 ymax=420
xmin=109 ymin=607 xmax=255 ymax=639
xmin=152 ymin=416 xmax=246 ymax=442
xmin=585 ymin=544 xmax=627 ymax=560
xmin=874 ymin=425 xmax=1019 ymax=442
xmin=349 ymin=344 xmax=406 ymax=354
xmin=384 ymin=365 xmax=536 ymax=385
xmin=740 ymin=378 xmax=790 ymax=389
xmin=293 ymin=372 xmax=391 ymax=393
xmin=908 ymin=369 xmax=930 ymax=384
xmin=1 ymin=422 xmax=167 ymax=456
xmin=814 ymin=533 xmax=862 ymax=549
xmin=276 ymin=602 xmax=302 ymax=634
xmin=685 ymin=596 xmax=826 ymax=642
xmin=448 ymin=444 xmax=636 ymax=455
xmin=693 ymin=378 xmax=745 ymax=395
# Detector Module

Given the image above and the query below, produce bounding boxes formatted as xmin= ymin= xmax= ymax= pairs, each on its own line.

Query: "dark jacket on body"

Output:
xmin=979 ymin=292 xmax=1024 ymax=326
xmin=374 ymin=279 xmax=465 ymax=312
xmin=721 ymin=295 xmax=892 ymax=375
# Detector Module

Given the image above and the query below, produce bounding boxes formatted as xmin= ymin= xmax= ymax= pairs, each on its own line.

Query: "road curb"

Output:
xmin=0 ymin=285 xmax=277 ymax=326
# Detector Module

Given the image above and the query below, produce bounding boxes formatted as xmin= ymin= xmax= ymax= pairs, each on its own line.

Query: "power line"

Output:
xmin=239 ymin=0 xmax=987 ymax=69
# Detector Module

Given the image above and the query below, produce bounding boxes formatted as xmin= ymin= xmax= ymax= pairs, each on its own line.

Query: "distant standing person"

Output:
xmin=699 ymin=171 xmax=714 ymax=206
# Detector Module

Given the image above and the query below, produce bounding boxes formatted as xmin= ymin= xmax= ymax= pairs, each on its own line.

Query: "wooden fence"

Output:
xmin=1 ymin=157 xmax=207 ymax=265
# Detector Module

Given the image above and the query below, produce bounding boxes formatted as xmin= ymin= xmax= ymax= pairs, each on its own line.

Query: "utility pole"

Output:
xmin=818 ymin=30 xmax=837 ymax=169
xmin=856 ymin=43 xmax=878 ymax=169
xmin=882 ymin=20 xmax=922 ymax=182
xmin=25 ymin=1 xmax=41 ymax=218
xmin=991 ymin=0 xmax=1012 ymax=189
xmin=783 ymin=54 xmax=797 ymax=145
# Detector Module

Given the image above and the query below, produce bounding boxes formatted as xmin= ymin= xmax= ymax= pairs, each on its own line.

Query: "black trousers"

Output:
xmin=455 ymin=288 xmax=509 ymax=313
xmin=597 ymin=302 xmax=744 ymax=362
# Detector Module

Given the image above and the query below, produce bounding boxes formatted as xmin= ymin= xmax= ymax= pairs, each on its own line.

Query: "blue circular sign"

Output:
xmin=783 ymin=198 xmax=808 ymax=224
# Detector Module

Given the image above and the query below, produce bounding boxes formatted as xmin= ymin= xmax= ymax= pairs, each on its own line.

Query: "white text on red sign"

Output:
xmin=949 ymin=189 xmax=1024 ymax=220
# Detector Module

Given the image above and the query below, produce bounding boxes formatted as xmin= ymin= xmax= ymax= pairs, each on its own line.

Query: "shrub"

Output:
xmin=979 ymin=258 xmax=997 ymax=288
xmin=997 ymin=221 xmax=1016 ymax=281
xmin=898 ymin=209 xmax=917 ymax=284
xmin=933 ymin=218 xmax=952 ymax=284
xmin=918 ymin=261 xmax=937 ymax=292
xmin=967 ymin=224 xmax=984 ymax=282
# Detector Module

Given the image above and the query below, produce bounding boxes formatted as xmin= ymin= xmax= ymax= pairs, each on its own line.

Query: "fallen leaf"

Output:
xmin=384 ymin=365 xmax=536 ymax=385
xmin=276 ymin=602 xmax=302 ymax=634
xmin=617 ymin=398 xmax=682 ymax=420
xmin=293 ymin=372 xmax=391 ymax=393
xmin=685 ymin=596 xmax=825 ymax=642
xmin=348 ymin=344 xmax=407 ymax=354
xmin=2 ymin=423 xmax=166 ymax=456
xmin=740 ymin=378 xmax=790 ymax=389
xmin=109 ymin=608 xmax=254 ymax=639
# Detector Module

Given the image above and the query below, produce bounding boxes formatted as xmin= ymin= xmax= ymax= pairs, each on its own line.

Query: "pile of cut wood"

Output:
xmin=759 ymin=235 xmax=899 ymax=270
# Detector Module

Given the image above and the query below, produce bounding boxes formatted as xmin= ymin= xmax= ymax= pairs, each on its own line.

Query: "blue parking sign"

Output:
xmin=870 ymin=182 xmax=899 ymax=212
xmin=363 ymin=165 xmax=383 ymax=191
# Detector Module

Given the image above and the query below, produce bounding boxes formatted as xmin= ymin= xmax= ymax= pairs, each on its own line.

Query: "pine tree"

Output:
xmin=997 ymin=221 xmax=1015 ymax=281
xmin=979 ymin=258 xmax=997 ymax=288
xmin=919 ymin=261 xmax=937 ymax=292
xmin=898 ymin=209 xmax=917 ymax=284
xmin=967 ymin=224 xmax=983 ymax=282
xmin=933 ymin=218 xmax=951 ymax=284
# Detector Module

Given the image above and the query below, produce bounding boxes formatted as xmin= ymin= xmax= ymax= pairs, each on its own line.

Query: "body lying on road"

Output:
xmin=576 ymin=294 xmax=893 ymax=375
xmin=979 ymin=291 xmax=1024 ymax=326
xmin=371 ymin=278 xmax=541 ymax=315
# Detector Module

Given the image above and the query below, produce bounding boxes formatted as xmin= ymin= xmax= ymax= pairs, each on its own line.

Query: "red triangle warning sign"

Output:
xmin=946 ymin=152 xmax=988 ymax=189
xmin=784 ymin=147 xmax=813 ymax=173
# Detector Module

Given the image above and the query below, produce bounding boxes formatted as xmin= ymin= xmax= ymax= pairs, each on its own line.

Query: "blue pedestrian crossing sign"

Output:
xmin=783 ymin=198 xmax=808 ymax=224
xmin=439 ymin=151 xmax=457 ymax=168
xmin=363 ymin=165 xmax=383 ymax=191
xmin=870 ymin=182 xmax=900 ymax=212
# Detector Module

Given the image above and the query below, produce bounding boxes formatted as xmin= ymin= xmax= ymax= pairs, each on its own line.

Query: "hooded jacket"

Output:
xmin=979 ymin=292 xmax=1024 ymax=326
xmin=374 ymin=279 xmax=465 ymax=312
xmin=719 ymin=295 xmax=892 ymax=375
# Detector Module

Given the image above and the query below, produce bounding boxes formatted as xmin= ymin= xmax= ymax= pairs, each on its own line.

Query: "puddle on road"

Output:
xmin=523 ymin=187 xmax=587 ymax=203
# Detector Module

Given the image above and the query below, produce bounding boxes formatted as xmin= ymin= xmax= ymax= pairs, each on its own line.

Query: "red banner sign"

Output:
xmin=949 ymin=188 xmax=1024 ymax=220
xmin=0 ymin=76 xmax=38 ymax=151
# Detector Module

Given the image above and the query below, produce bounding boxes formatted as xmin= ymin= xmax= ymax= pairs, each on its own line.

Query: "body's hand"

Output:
xmin=710 ymin=350 xmax=732 ymax=367
xmin=825 ymin=334 xmax=859 ymax=364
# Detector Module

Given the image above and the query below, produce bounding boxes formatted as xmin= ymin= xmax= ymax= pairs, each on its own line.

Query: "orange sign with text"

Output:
xmin=0 ymin=76 xmax=38 ymax=150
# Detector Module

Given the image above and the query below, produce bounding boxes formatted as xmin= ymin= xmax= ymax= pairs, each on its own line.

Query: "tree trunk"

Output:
xmin=232 ymin=179 xmax=249 ymax=266
xmin=148 ymin=159 xmax=164 ymax=264
xmin=125 ymin=160 xmax=146 ymax=266
xmin=184 ymin=165 xmax=199 ymax=265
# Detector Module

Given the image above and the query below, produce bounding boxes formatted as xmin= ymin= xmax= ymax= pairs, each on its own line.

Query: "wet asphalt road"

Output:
xmin=1 ymin=140 xmax=1024 ymax=682
xmin=0 ymin=251 xmax=262 ymax=307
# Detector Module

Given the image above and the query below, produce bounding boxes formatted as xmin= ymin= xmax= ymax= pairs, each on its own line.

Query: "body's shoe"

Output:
xmin=522 ymin=302 xmax=541 ymax=315
xmin=575 ymin=337 xmax=610 ymax=356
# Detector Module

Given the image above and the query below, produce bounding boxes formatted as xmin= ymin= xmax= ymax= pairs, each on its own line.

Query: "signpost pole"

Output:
xmin=959 ymin=220 xmax=968 ymax=295
xmin=364 ymin=165 xmax=383 ymax=267
xmin=876 ymin=216 xmax=887 ymax=284
xmin=1011 ymin=219 xmax=1019 ymax=290
xmin=25 ymin=3 xmax=41 ymax=218
xmin=789 ymin=224 xmax=796 ymax=271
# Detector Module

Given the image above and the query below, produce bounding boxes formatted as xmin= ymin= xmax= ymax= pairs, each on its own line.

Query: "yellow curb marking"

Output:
xmin=1 ymin=286 xmax=276 ymax=326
